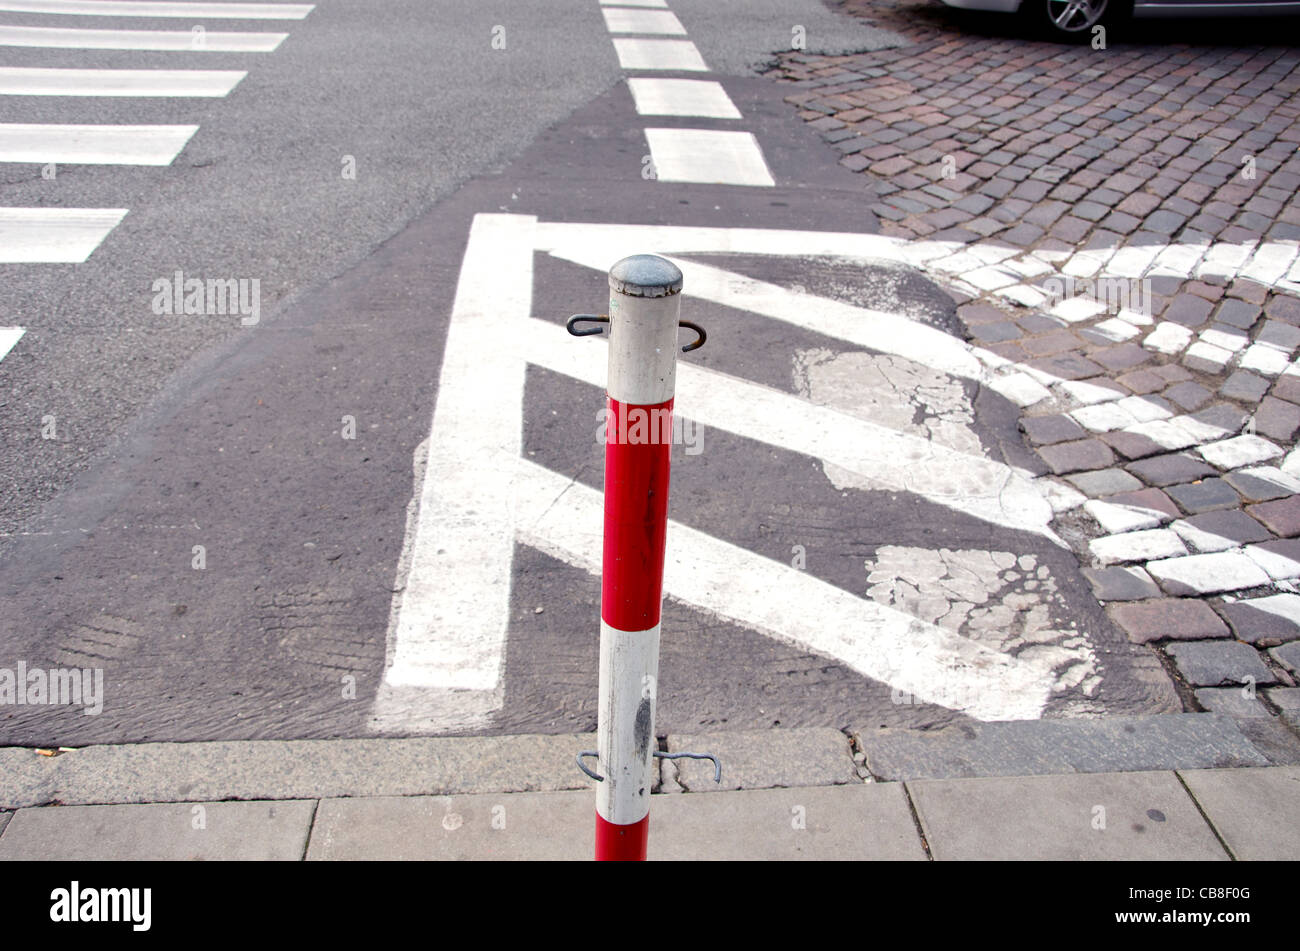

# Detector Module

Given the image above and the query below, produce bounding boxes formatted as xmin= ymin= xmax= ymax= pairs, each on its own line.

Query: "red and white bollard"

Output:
xmin=568 ymin=255 xmax=711 ymax=861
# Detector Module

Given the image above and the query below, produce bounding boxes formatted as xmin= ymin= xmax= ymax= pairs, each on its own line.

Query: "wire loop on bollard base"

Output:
xmin=567 ymin=313 xmax=706 ymax=353
xmin=576 ymin=750 xmax=722 ymax=784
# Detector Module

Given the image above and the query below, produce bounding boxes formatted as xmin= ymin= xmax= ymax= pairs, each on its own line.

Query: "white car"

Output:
xmin=939 ymin=0 xmax=1300 ymax=38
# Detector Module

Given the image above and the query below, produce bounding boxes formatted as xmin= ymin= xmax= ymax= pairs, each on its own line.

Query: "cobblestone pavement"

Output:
xmin=766 ymin=0 xmax=1300 ymax=718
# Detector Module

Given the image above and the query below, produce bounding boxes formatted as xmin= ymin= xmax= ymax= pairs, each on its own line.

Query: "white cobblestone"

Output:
xmin=1200 ymin=326 xmax=1248 ymax=351
xmin=1084 ymin=499 xmax=1169 ymax=534
xmin=1089 ymin=318 xmax=1139 ymax=342
xmin=989 ymin=371 xmax=1052 ymax=407
xmin=1089 ymin=529 xmax=1188 ymax=565
xmin=1051 ymin=295 xmax=1106 ymax=322
xmin=1183 ymin=341 xmax=1233 ymax=374
xmin=1123 ymin=419 xmax=1197 ymax=451
xmin=1116 ymin=307 xmax=1153 ymax=327
xmin=1116 ymin=395 xmax=1172 ymax=424
xmin=1146 ymin=550 xmax=1272 ymax=595
xmin=1071 ymin=401 xmax=1138 ymax=433
xmin=1198 ymin=434 xmax=1283 ymax=470
xmin=1170 ymin=519 xmax=1239 ymax=554
xmin=1238 ymin=343 xmax=1291 ymax=377
xmin=1143 ymin=322 xmax=1192 ymax=355
xmin=1244 ymin=544 xmax=1300 ymax=582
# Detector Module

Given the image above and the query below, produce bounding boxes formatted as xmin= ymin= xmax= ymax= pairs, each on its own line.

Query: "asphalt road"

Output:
xmin=0 ymin=0 xmax=1179 ymax=746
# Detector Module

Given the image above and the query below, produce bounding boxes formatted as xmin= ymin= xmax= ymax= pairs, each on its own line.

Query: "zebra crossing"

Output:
xmin=0 ymin=0 xmax=314 ymax=363
xmin=598 ymin=0 xmax=775 ymax=187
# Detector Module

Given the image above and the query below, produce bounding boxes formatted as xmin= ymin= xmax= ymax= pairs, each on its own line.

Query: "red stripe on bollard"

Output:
xmin=601 ymin=396 xmax=674 ymax=633
xmin=595 ymin=812 xmax=650 ymax=862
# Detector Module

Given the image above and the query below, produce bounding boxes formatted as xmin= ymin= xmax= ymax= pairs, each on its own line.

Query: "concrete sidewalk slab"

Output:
xmin=856 ymin=714 xmax=1272 ymax=781
xmin=907 ymin=771 xmax=1228 ymax=861
xmin=1178 ymin=766 xmax=1300 ymax=860
xmin=666 ymin=727 xmax=858 ymax=791
xmin=0 ymin=735 xmax=596 ymax=809
xmin=0 ymin=800 xmax=315 ymax=861
xmin=307 ymin=792 xmax=592 ymax=861
xmin=647 ymin=784 xmax=924 ymax=861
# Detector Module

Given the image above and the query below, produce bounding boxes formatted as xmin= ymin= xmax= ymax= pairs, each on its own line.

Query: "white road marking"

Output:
xmin=520 ymin=316 xmax=1056 ymax=539
xmin=612 ymin=38 xmax=707 ymax=71
xmin=379 ymin=214 xmax=535 ymax=692
xmin=0 ymin=66 xmax=245 ymax=97
xmin=599 ymin=0 xmax=666 ymax=6
xmin=375 ymin=213 xmax=1068 ymax=732
xmin=0 ymin=24 xmax=286 ymax=52
xmin=0 ymin=208 xmax=127 ymax=263
xmin=550 ymin=244 xmax=992 ymax=385
xmin=645 ymin=128 xmax=774 ymax=186
xmin=516 ymin=461 xmax=1053 ymax=721
xmin=627 ymin=78 xmax=740 ymax=118
xmin=601 ymin=8 xmax=686 ymax=35
xmin=0 ymin=123 xmax=198 ymax=165
xmin=0 ymin=0 xmax=313 ymax=17
xmin=0 ymin=327 xmax=24 ymax=363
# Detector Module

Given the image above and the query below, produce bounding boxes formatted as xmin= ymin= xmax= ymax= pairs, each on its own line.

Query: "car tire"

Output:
xmin=1025 ymin=0 xmax=1128 ymax=41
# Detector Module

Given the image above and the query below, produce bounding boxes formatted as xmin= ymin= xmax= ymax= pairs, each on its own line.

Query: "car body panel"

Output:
xmin=939 ymin=0 xmax=1300 ymax=14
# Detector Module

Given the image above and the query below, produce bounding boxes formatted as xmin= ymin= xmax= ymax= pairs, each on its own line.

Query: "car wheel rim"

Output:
xmin=1045 ymin=0 xmax=1106 ymax=31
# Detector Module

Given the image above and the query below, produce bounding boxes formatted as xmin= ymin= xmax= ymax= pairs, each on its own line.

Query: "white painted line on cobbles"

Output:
xmin=0 ymin=24 xmax=287 ymax=51
xmin=0 ymin=327 xmax=24 ymax=363
xmin=626 ymin=78 xmax=740 ymax=118
xmin=0 ymin=123 xmax=198 ymax=165
xmin=0 ymin=0 xmax=313 ymax=17
xmin=601 ymin=8 xmax=686 ymax=35
xmin=0 ymin=207 xmax=127 ymax=262
xmin=612 ymin=37 xmax=707 ymax=71
xmin=644 ymin=128 xmax=775 ymax=187
xmin=0 ymin=66 xmax=246 ymax=97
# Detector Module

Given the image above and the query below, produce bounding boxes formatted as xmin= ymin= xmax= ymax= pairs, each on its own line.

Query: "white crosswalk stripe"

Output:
xmin=611 ymin=37 xmax=707 ymax=71
xmin=0 ymin=123 xmax=198 ymax=164
xmin=601 ymin=8 xmax=686 ymax=34
xmin=0 ymin=24 xmax=287 ymax=52
xmin=0 ymin=208 xmax=127 ymax=263
xmin=0 ymin=0 xmax=313 ymax=18
xmin=626 ymin=78 xmax=740 ymax=118
xmin=0 ymin=66 xmax=246 ymax=97
xmin=644 ymin=127 xmax=774 ymax=186
xmin=0 ymin=0 xmax=312 ymax=266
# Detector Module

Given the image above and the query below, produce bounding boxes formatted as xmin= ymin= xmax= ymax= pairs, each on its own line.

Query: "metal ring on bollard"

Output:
xmin=678 ymin=320 xmax=706 ymax=353
xmin=566 ymin=314 xmax=609 ymax=337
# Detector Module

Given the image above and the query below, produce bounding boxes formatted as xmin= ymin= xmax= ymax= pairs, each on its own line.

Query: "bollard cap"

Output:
xmin=608 ymin=254 xmax=683 ymax=298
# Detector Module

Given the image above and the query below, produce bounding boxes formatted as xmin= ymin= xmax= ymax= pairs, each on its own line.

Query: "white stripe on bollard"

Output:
xmin=596 ymin=620 xmax=660 ymax=828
